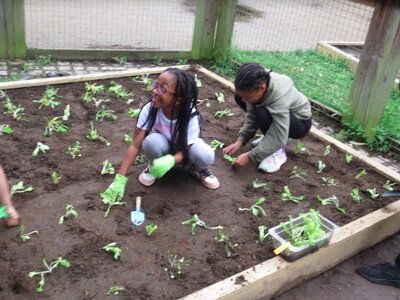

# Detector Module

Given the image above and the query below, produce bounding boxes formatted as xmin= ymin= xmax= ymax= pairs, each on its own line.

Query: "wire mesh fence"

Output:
xmin=23 ymin=0 xmax=373 ymax=53
xmin=232 ymin=0 xmax=374 ymax=51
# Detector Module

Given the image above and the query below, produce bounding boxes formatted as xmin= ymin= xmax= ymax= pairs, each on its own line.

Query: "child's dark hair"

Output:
xmin=234 ymin=63 xmax=271 ymax=91
xmin=139 ymin=68 xmax=199 ymax=164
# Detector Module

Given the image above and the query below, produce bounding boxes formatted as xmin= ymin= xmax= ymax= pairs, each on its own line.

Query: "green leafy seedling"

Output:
xmin=215 ymin=92 xmax=225 ymax=103
xmin=367 ymin=188 xmax=379 ymax=199
xmin=145 ymin=223 xmax=158 ymax=237
xmin=294 ymin=141 xmax=305 ymax=154
xmin=316 ymin=195 xmax=346 ymax=214
xmin=102 ymin=242 xmax=122 ymax=260
xmin=210 ymin=139 xmax=224 ymax=150
xmin=83 ymin=82 xmax=105 ymax=104
xmin=317 ymin=160 xmax=326 ymax=173
xmin=223 ymin=154 xmax=235 ymax=164
xmin=383 ymin=180 xmax=396 ymax=191
xmin=281 ymin=185 xmax=305 ymax=203
xmin=108 ymin=81 xmax=134 ymax=102
xmin=258 ymin=225 xmax=269 ymax=244
xmin=51 ymin=171 xmax=62 ymax=184
xmin=238 ymin=197 xmax=266 ymax=217
xmin=181 ymin=214 xmax=222 ymax=235
xmin=32 ymin=142 xmax=50 ymax=157
xmin=107 ymin=286 xmax=126 ymax=295
xmin=59 ymin=204 xmax=79 ymax=224
xmin=323 ymin=144 xmax=331 ymax=156
xmin=19 ymin=225 xmax=39 ymax=242
xmin=0 ymin=124 xmax=13 ymax=135
xmin=321 ymin=176 xmax=338 ymax=187
xmin=214 ymin=108 xmax=234 ymax=118
xmin=66 ymin=141 xmax=84 ymax=159
xmin=10 ymin=181 xmax=34 ymax=197
xmin=96 ymin=105 xmax=118 ymax=122
xmin=100 ymin=193 xmax=126 ymax=218
xmin=86 ymin=122 xmax=110 ymax=146
xmin=165 ymin=251 xmax=190 ymax=279
xmin=355 ymin=169 xmax=367 ymax=180
xmin=214 ymin=228 xmax=238 ymax=258
xmin=33 ymin=86 xmax=60 ymax=109
xmin=350 ymin=187 xmax=362 ymax=204
xmin=345 ymin=153 xmax=353 ymax=164
xmin=101 ymin=160 xmax=115 ymax=175
xmin=194 ymin=74 xmax=202 ymax=87
xmin=177 ymin=58 xmax=188 ymax=65
xmin=124 ymin=133 xmax=133 ymax=145
xmin=127 ymin=108 xmax=140 ymax=118
xmin=289 ymin=166 xmax=307 ymax=181
xmin=29 ymin=257 xmax=70 ymax=293
xmin=252 ymin=178 xmax=269 ymax=190
xmin=3 ymin=98 xmax=25 ymax=120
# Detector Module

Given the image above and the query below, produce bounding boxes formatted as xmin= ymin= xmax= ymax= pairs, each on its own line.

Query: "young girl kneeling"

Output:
xmin=223 ymin=62 xmax=312 ymax=173
xmin=101 ymin=68 xmax=219 ymax=202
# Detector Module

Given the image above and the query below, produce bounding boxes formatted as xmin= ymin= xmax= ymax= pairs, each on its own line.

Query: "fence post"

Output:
xmin=192 ymin=0 xmax=219 ymax=60
xmin=345 ymin=1 xmax=400 ymax=138
xmin=213 ymin=0 xmax=237 ymax=61
xmin=0 ymin=0 xmax=26 ymax=59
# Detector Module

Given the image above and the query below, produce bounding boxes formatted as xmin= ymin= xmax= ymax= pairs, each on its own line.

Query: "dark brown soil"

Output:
xmin=0 ymin=68 xmax=397 ymax=299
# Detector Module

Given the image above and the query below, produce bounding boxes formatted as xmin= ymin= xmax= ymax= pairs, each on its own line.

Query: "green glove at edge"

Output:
xmin=150 ymin=154 xmax=175 ymax=178
xmin=0 ymin=204 xmax=9 ymax=219
xmin=100 ymin=174 xmax=128 ymax=202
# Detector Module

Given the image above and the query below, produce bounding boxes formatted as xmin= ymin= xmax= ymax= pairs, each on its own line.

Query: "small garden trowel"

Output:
xmin=382 ymin=190 xmax=400 ymax=198
xmin=131 ymin=196 xmax=145 ymax=226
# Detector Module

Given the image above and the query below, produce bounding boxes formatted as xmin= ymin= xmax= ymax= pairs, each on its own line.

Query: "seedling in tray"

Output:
xmin=165 ymin=251 xmax=191 ymax=279
xmin=102 ymin=242 xmax=122 ymax=260
xmin=238 ymin=197 xmax=267 ymax=217
xmin=181 ymin=214 xmax=223 ymax=235
xmin=29 ymin=257 xmax=70 ymax=293
xmin=280 ymin=209 xmax=325 ymax=247
xmin=281 ymin=185 xmax=305 ymax=203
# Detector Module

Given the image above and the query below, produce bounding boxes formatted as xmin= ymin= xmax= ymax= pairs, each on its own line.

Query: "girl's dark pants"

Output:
xmin=235 ymin=95 xmax=312 ymax=139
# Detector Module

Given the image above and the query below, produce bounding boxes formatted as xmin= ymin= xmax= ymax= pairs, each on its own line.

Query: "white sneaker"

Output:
xmin=258 ymin=148 xmax=287 ymax=173
xmin=189 ymin=167 xmax=220 ymax=190
xmin=250 ymin=137 xmax=263 ymax=147
xmin=138 ymin=165 xmax=156 ymax=186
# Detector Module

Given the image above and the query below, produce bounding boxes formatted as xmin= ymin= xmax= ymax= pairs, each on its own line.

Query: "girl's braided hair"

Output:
xmin=138 ymin=68 xmax=200 ymax=164
xmin=234 ymin=62 xmax=271 ymax=91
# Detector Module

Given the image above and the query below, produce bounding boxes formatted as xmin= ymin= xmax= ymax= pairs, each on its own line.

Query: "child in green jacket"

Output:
xmin=223 ymin=62 xmax=312 ymax=172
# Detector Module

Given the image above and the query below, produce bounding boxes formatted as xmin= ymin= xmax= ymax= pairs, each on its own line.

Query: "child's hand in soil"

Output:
xmin=223 ymin=140 xmax=242 ymax=156
xmin=232 ymin=152 xmax=251 ymax=169
xmin=100 ymin=174 xmax=128 ymax=202
xmin=150 ymin=155 xmax=175 ymax=178
xmin=5 ymin=205 xmax=19 ymax=227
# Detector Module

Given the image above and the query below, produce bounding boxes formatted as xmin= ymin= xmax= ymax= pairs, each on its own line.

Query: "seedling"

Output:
xmin=181 ymin=214 xmax=223 ymax=235
xmin=317 ymin=160 xmax=326 ymax=173
xmin=33 ymin=86 xmax=60 ymax=109
xmin=210 ymin=139 xmax=224 ymax=150
xmin=281 ymin=185 xmax=305 ymax=203
xmin=383 ymin=180 xmax=396 ymax=191
xmin=92 ymin=98 xmax=110 ymax=108
xmin=134 ymin=153 xmax=146 ymax=165
xmin=350 ymin=187 xmax=362 ymax=204
xmin=124 ymin=133 xmax=133 ymax=144
xmin=223 ymin=154 xmax=235 ymax=164
xmin=238 ymin=197 xmax=266 ymax=217
xmin=280 ymin=209 xmax=325 ymax=247
xmin=28 ymin=257 xmax=70 ymax=293
xmin=83 ymin=82 xmax=104 ymax=104
xmin=86 ymin=122 xmax=110 ymax=146
xmin=19 ymin=225 xmax=39 ymax=242
xmin=345 ymin=153 xmax=353 ymax=164
xmin=102 ymin=242 xmax=121 ymax=260
xmin=164 ymin=251 xmax=190 ymax=279
xmin=145 ymin=223 xmax=158 ymax=237
xmin=96 ymin=105 xmax=118 ymax=122
xmin=107 ymin=286 xmax=126 ymax=295
xmin=35 ymin=54 xmax=53 ymax=65
xmin=355 ymin=169 xmax=367 ymax=180
xmin=194 ymin=74 xmax=202 ymax=87
xmin=323 ymin=145 xmax=331 ymax=156
xmin=132 ymin=74 xmax=153 ymax=91
xmin=127 ymin=108 xmax=140 ymax=118
xmin=289 ymin=166 xmax=307 ymax=181
xmin=321 ymin=176 xmax=338 ymax=187
xmin=152 ymin=55 xmax=162 ymax=65
xmin=43 ymin=106 xmax=70 ymax=136
xmin=214 ymin=108 xmax=234 ymax=118
xmin=258 ymin=225 xmax=269 ymax=244
xmin=251 ymin=178 xmax=269 ymax=190
xmin=3 ymin=98 xmax=25 ymax=120
xmin=59 ymin=204 xmax=79 ymax=224
xmin=51 ymin=171 xmax=62 ymax=184
xmin=215 ymin=228 xmax=237 ymax=258
xmin=316 ymin=195 xmax=346 ymax=214
xmin=294 ymin=141 xmax=305 ymax=154
xmin=100 ymin=194 xmax=126 ymax=217
xmin=10 ymin=181 xmax=34 ymax=197
xmin=66 ymin=141 xmax=83 ymax=159
xmin=367 ymin=188 xmax=379 ymax=199
xmin=177 ymin=58 xmax=188 ymax=65
xmin=0 ymin=124 xmax=13 ymax=135
xmin=112 ymin=56 xmax=127 ymax=65
xmin=32 ymin=142 xmax=50 ymax=157
xmin=215 ymin=92 xmax=225 ymax=103
xmin=101 ymin=160 xmax=115 ymax=175
xmin=108 ymin=81 xmax=134 ymax=102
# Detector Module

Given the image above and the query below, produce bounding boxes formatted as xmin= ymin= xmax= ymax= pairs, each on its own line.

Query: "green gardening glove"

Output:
xmin=100 ymin=174 xmax=128 ymax=202
xmin=0 ymin=204 xmax=8 ymax=219
xmin=150 ymin=154 xmax=175 ymax=178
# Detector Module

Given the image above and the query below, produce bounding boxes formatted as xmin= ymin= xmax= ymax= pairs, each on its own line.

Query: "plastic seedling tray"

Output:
xmin=268 ymin=212 xmax=339 ymax=262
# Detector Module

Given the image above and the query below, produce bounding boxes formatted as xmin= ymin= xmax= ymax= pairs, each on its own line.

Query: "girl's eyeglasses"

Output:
xmin=152 ymin=82 xmax=175 ymax=96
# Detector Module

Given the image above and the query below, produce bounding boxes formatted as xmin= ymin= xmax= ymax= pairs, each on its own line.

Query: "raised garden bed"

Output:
xmin=0 ymin=65 xmax=399 ymax=299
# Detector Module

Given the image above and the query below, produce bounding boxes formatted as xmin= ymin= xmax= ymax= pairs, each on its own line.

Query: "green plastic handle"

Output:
xmin=0 ymin=205 xmax=8 ymax=219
